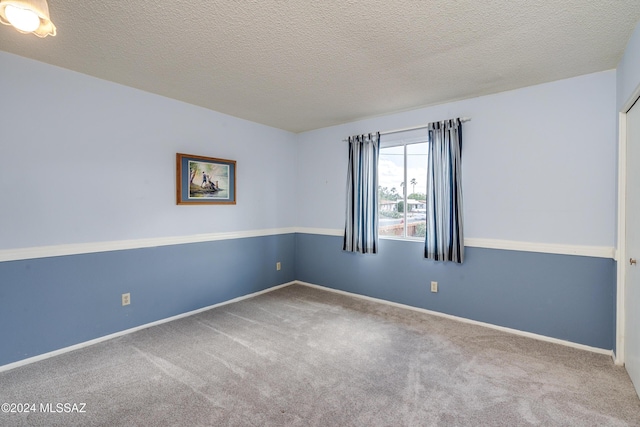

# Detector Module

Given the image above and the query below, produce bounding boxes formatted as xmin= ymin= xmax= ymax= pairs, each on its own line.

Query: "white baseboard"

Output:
xmin=0 ymin=281 xmax=296 ymax=373
xmin=613 ymin=350 xmax=624 ymax=366
xmin=296 ymin=281 xmax=613 ymax=357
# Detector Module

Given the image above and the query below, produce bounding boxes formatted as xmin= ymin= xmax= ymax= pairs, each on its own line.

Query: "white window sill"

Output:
xmin=379 ymin=235 xmax=424 ymax=242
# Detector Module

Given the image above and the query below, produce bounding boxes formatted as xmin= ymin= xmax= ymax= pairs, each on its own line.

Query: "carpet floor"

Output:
xmin=0 ymin=284 xmax=639 ymax=426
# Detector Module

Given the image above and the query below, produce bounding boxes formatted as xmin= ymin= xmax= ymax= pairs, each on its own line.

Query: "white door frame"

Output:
xmin=616 ymin=83 xmax=640 ymax=365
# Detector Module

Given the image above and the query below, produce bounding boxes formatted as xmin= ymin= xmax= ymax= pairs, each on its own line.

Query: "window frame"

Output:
xmin=378 ymin=135 xmax=429 ymax=242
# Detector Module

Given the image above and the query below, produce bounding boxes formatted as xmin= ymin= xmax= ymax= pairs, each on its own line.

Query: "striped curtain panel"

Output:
xmin=425 ymin=119 xmax=464 ymax=263
xmin=343 ymin=133 xmax=380 ymax=254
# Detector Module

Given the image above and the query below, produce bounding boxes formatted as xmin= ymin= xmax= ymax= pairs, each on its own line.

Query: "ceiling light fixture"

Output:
xmin=0 ymin=0 xmax=56 ymax=37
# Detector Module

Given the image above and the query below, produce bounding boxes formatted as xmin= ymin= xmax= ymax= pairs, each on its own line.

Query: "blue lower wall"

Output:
xmin=295 ymin=233 xmax=615 ymax=350
xmin=0 ymin=234 xmax=296 ymax=366
xmin=0 ymin=232 xmax=616 ymax=367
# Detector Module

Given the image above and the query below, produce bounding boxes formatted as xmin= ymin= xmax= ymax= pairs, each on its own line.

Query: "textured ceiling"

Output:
xmin=1 ymin=1 xmax=639 ymax=133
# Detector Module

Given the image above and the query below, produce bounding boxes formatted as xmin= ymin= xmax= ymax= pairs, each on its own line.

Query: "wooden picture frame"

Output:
xmin=176 ymin=153 xmax=236 ymax=205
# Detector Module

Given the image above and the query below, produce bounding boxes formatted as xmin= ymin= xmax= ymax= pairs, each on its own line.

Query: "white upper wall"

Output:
xmin=296 ymin=71 xmax=617 ymax=248
xmin=617 ymin=21 xmax=640 ymax=109
xmin=0 ymin=52 xmax=298 ymax=250
xmin=1 ymin=48 xmax=621 ymax=251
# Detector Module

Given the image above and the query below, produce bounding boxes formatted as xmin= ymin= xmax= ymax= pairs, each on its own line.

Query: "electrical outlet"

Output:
xmin=276 ymin=262 xmax=281 ymax=271
xmin=430 ymin=281 xmax=438 ymax=293
xmin=122 ymin=293 xmax=131 ymax=306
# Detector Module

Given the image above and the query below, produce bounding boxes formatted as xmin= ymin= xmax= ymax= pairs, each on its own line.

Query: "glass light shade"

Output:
xmin=5 ymin=4 xmax=39 ymax=32
xmin=0 ymin=0 xmax=56 ymax=37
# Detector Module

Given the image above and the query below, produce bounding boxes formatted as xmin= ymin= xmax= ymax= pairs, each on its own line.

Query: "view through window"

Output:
xmin=378 ymin=139 xmax=428 ymax=239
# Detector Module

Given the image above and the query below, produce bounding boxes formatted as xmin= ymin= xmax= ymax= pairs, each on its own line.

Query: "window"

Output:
xmin=378 ymin=131 xmax=428 ymax=239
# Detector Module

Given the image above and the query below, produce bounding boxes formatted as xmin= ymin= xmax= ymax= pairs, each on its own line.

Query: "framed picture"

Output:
xmin=176 ymin=153 xmax=236 ymax=205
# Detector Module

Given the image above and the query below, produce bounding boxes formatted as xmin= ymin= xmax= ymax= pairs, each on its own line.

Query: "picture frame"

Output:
xmin=176 ymin=153 xmax=236 ymax=205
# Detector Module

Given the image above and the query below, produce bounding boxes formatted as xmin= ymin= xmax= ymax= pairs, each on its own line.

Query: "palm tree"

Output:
xmin=410 ymin=178 xmax=417 ymax=194
xmin=189 ymin=163 xmax=198 ymax=184
xmin=400 ymin=181 xmax=405 ymax=196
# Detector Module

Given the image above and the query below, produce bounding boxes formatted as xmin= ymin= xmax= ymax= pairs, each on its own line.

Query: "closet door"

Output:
xmin=625 ymin=98 xmax=640 ymax=396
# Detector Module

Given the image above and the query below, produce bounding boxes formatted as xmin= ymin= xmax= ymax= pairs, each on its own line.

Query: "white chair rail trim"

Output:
xmin=0 ymin=228 xmax=298 ymax=262
xmin=297 ymin=227 xmax=615 ymax=259
xmin=0 ymin=227 xmax=614 ymax=262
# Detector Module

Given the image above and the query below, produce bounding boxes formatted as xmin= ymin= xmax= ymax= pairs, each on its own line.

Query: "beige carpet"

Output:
xmin=0 ymin=284 xmax=638 ymax=426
